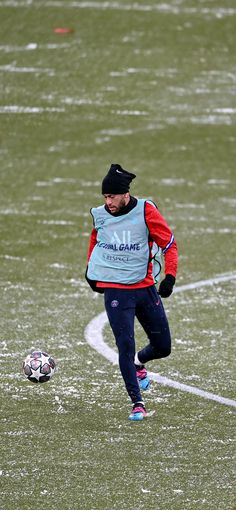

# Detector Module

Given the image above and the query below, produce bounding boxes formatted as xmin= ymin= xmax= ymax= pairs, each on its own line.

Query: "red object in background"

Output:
xmin=53 ymin=27 xmax=74 ymax=34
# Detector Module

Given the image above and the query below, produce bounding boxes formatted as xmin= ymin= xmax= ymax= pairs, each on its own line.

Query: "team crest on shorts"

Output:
xmin=111 ymin=300 xmax=119 ymax=308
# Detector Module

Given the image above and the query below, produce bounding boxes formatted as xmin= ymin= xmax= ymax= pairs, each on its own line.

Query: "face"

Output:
xmin=103 ymin=193 xmax=130 ymax=213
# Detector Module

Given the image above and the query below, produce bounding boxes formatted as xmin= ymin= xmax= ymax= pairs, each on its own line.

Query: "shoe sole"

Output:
xmin=128 ymin=412 xmax=146 ymax=421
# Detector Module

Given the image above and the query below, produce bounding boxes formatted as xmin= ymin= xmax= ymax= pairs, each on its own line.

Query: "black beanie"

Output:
xmin=102 ymin=163 xmax=136 ymax=194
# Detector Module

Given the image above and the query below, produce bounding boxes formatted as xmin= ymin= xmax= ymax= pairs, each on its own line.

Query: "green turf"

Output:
xmin=0 ymin=1 xmax=235 ymax=509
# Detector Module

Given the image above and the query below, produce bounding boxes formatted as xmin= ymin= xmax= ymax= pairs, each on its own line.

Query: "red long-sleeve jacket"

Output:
xmin=87 ymin=200 xmax=178 ymax=290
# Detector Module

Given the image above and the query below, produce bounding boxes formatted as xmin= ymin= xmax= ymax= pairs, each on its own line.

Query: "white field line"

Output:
xmin=0 ymin=106 xmax=64 ymax=114
xmin=84 ymin=272 xmax=236 ymax=408
xmin=25 ymin=2 xmax=236 ymax=18
xmin=173 ymin=272 xmax=236 ymax=293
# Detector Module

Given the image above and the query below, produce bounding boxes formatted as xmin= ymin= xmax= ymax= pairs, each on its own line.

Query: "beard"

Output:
xmin=106 ymin=194 xmax=130 ymax=215
xmin=116 ymin=196 xmax=127 ymax=211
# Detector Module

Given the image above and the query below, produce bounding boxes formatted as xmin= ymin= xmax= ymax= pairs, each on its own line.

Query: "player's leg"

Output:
xmin=104 ymin=288 xmax=145 ymax=410
xmin=135 ymin=285 xmax=171 ymax=364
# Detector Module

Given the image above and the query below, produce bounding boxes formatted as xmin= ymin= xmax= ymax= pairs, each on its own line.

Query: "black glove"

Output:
xmin=85 ymin=268 xmax=104 ymax=294
xmin=158 ymin=274 xmax=175 ymax=298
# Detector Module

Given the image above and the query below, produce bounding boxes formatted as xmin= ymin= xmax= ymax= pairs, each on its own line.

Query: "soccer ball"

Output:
xmin=23 ymin=350 xmax=56 ymax=383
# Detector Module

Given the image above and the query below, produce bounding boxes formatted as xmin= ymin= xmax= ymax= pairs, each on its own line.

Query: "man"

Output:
xmin=86 ymin=163 xmax=178 ymax=421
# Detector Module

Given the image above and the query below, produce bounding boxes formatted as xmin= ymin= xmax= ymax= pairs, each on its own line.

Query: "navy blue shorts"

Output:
xmin=104 ymin=285 xmax=171 ymax=403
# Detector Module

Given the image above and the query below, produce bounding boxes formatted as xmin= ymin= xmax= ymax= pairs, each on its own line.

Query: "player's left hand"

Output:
xmin=158 ymin=274 xmax=176 ymax=298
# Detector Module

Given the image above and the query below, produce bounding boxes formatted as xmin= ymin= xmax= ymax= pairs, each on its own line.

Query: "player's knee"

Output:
xmin=161 ymin=346 xmax=171 ymax=358
xmin=116 ymin=334 xmax=135 ymax=355
xmin=151 ymin=344 xmax=171 ymax=359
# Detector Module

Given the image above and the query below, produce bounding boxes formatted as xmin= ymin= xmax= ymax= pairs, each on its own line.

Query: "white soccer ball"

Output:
xmin=23 ymin=350 xmax=56 ymax=383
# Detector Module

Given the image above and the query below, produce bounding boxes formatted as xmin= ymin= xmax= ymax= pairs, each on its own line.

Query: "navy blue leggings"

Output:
xmin=104 ymin=285 xmax=171 ymax=403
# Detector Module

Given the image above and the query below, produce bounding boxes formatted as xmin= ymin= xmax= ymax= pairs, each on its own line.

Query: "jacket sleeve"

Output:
xmin=87 ymin=228 xmax=97 ymax=261
xmin=145 ymin=201 xmax=178 ymax=278
xmin=85 ymin=228 xmax=104 ymax=294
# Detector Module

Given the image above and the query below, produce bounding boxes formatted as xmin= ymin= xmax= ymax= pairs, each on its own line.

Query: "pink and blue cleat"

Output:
xmin=128 ymin=402 xmax=147 ymax=421
xmin=136 ymin=366 xmax=151 ymax=391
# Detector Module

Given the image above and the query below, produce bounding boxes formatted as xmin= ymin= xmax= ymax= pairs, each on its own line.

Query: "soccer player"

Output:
xmin=86 ymin=164 xmax=178 ymax=421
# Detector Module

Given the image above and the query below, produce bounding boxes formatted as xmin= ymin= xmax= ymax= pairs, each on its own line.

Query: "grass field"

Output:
xmin=0 ymin=1 xmax=236 ymax=509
